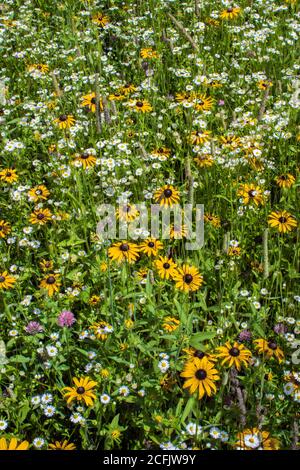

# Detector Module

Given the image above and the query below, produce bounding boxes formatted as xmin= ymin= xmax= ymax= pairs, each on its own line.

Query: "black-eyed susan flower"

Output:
xmin=116 ymin=204 xmax=139 ymax=222
xmin=275 ymin=174 xmax=295 ymax=188
xmin=175 ymin=91 xmax=193 ymax=103
xmin=227 ymin=246 xmax=241 ymax=257
xmin=0 ymin=437 xmax=29 ymax=450
xmin=153 ymin=184 xmax=180 ymax=207
xmin=237 ymin=183 xmax=264 ymax=206
xmin=89 ymin=295 xmax=101 ymax=306
xmin=0 ymin=271 xmax=17 ymax=290
xmin=140 ymin=47 xmax=159 ymax=59
xmin=182 ymin=347 xmax=217 ymax=363
xmin=29 ymin=208 xmax=52 ymax=225
xmin=216 ymin=341 xmax=252 ymax=370
xmin=181 ymin=357 xmax=219 ymax=400
xmin=172 ymin=265 xmax=203 ymax=293
xmin=39 ymin=259 xmax=54 ymax=271
xmin=74 ymin=152 xmax=97 ymax=169
xmin=204 ymin=214 xmax=221 ymax=228
xmin=53 ymin=114 xmax=75 ymax=129
xmin=92 ymin=13 xmax=110 ymax=27
xmin=28 ymin=63 xmax=49 ymax=74
xmin=0 ymin=220 xmax=11 ymax=238
xmin=63 ymin=377 xmax=97 ymax=406
xmin=268 ymin=210 xmax=297 ymax=233
xmin=129 ymin=99 xmax=153 ymax=113
xmin=205 ymin=18 xmax=220 ymax=27
xmin=205 ymin=79 xmax=222 ymax=88
xmin=190 ymin=130 xmax=211 ymax=145
xmin=258 ymin=80 xmax=273 ymax=90
xmin=108 ymin=241 xmax=140 ymax=264
xmin=194 ymin=153 xmax=214 ymax=168
xmin=39 ymin=273 xmax=61 ymax=296
xmin=254 ymin=338 xmax=284 ymax=363
xmin=151 ymin=147 xmax=171 ymax=159
xmin=154 ymin=256 xmax=177 ymax=280
xmin=108 ymin=92 xmax=126 ymax=101
xmin=220 ymin=6 xmax=241 ymax=20
xmin=193 ymin=94 xmax=214 ymax=112
xmin=236 ymin=428 xmax=280 ymax=450
xmin=118 ymin=83 xmax=137 ymax=95
xmin=48 ymin=440 xmax=76 ymax=450
xmin=220 ymin=135 xmax=241 ymax=149
xmin=135 ymin=267 xmax=149 ymax=282
xmin=162 ymin=316 xmax=180 ymax=332
xmin=90 ymin=321 xmax=113 ymax=340
xmin=28 ymin=185 xmax=50 ymax=202
xmin=0 ymin=168 xmax=18 ymax=183
xmin=139 ymin=238 xmax=163 ymax=257
xmin=169 ymin=223 xmax=188 ymax=239
xmin=81 ymin=92 xmax=103 ymax=113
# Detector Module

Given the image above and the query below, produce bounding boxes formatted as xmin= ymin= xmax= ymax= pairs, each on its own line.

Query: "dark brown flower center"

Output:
xmin=91 ymin=97 xmax=96 ymax=104
xmin=148 ymin=242 xmax=155 ymax=248
xmin=0 ymin=276 xmax=5 ymax=283
xmin=163 ymin=262 xmax=170 ymax=269
xmin=268 ymin=341 xmax=277 ymax=350
xmin=183 ymin=274 xmax=193 ymax=284
xmin=6 ymin=172 xmax=12 ymax=177
xmin=120 ymin=243 xmax=129 ymax=252
xmin=46 ymin=276 xmax=56 ymax=284
xmin=227 ymin=7 xmax=233 ymax=13
xmin=194 ymin=350 xmax=205 ymax=359
xmin=195 ymin=369 xmax=207 ymax=380
xmin=59 ymin=114 xmax=67 ymax=121
xmin=136 ymin=101 xmax=144 ymax=107
xmin=35 ymin=189 xmax=42 ymax=195
xmin=163 ymin=188 xmax=172 ymax=198
xmin=37 ymin=213 xmax=45 ymax=220
xmin=229 ymin=347 xmax=240 ymax=357
xmin=76 ymin=387 xmax=85 ymax=394
xmin=81 ymin=153 xmax=89 ymax=159
xmin=279 ymin=217 xmax=287 ymax=223
xmin=248 ymin=190 xmax=256 ymax=198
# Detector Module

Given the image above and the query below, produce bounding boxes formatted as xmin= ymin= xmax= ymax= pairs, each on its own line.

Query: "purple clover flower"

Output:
xmin=57 ymin=310 xmax=76 ymax=327
xmin=25 ymin=321 xmax=44 ymax=335
xmin=238 ymin=329 xmax=252 ymax=342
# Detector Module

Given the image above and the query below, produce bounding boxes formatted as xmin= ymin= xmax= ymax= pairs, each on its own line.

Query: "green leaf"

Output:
xmin=181 ymin=396 xmax=196 ymax=423
xmin=253 ymin=323 xmax=265 ymax=337
xmin=11 ymin=355 xmax=30 ymax=363
xmin=189 ymin=331 xmax=216 ymax=349
xmin=110 ymin=414 xmax=120 ymax=428
xmin=19 ymin=401 xmax=30 ymax=423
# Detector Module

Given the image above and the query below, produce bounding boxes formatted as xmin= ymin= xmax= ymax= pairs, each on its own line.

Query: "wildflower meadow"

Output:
xmin=0 ymin=0 xmax=299 ymax=452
